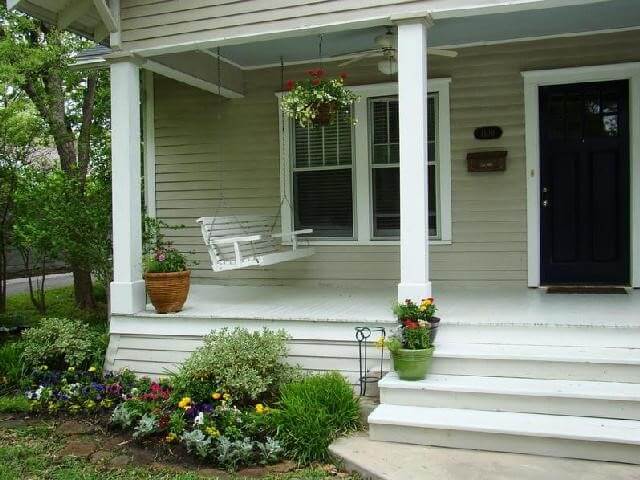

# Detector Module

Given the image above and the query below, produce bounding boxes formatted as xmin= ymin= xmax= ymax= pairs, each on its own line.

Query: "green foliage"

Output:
xmin=0 ymin=341 xmax=26 ymax=393
xmin=275 ymin=372 xmax=360 ymax=464
xmin=1 ymin=6 xmax=113 ymax=310
xmin=142 ymin=216 xmax=189 ymax=274
xmin=0 ymin=394 xmax=30 ymax=413
xmin=281 ymin=69 xmax=359 ymax=127
xmin=21 ymin=317 xmax=105 ymax=371
xmin=168 ymin=409 xmax=187 ymax=435
xmin=172 ymin=327 xmax=300 ymax=405
xmin=13 ymin=167 xmax=113 ymax=298
xmin=143 ymin=248 xmax=187 ymax=274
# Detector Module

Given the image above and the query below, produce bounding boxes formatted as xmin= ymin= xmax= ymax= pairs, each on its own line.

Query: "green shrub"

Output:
xmin=275 ymin=371 xmax=360 ymax=464
xmin=0 ymin=394 xmax=30 ymax=413
xmin=0 ymin=341 xmax=26 ymax=393
xmin=171 ymin=327 xmax=300 ymax=405
xmin=21 ymin=317 xmax=106 ymax=371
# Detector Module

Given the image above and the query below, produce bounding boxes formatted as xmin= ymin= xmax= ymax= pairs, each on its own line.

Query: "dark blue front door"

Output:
xmin=539 ymin=80 xmax=630 ymax=285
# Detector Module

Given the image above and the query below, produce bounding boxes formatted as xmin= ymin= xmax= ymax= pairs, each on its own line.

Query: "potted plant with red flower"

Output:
xmin=281 ymin=69 xmax=359 ymax=128
xmin=142 ymin=217 xmax=191 ymax=314
xmin=387 ymin=298 xmax=438 ymax=381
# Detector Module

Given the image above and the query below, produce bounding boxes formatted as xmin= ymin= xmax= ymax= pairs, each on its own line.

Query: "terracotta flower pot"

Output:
xmin=144 ymin=270 xmax=190 ymax=314
xmin=313 ymin=102 xmax=338 ymax=127
xmin=392 ymin=347 xmax=434 ymax=381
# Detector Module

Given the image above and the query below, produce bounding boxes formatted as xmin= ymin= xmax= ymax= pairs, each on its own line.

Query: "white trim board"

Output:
xmin=276 ymin=78 xmax=452 ymax=246
xmin=143 ymin=70 xmax=156 ymax=218
xmin=522 ymin=62 xmax=640 ymax=288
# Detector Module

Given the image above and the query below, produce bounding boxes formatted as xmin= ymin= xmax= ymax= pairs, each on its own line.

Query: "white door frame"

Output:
xmin=522 ymin=62 xmax=640 ymax=288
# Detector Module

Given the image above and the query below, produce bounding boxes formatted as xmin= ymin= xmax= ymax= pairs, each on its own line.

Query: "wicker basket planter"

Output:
xmin=144 ymin=270 xmax=191 ymax=314
xmin=312 ymin=101 xmax=338 ymax=127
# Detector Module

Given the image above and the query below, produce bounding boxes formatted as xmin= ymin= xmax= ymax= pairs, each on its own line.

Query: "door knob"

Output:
xmin=542 ymin=200 xmax=550 ymax=208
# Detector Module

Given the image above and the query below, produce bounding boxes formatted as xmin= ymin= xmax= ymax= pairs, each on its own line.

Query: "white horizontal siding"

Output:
xmin=107 ymin=333 xmax=388 ymax=384
xmin=152 ymin=30 xmax=640 ymax=288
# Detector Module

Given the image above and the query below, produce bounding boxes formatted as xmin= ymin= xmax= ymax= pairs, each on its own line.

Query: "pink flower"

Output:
xmin=285 ymin=79 xmax=295 ymax=91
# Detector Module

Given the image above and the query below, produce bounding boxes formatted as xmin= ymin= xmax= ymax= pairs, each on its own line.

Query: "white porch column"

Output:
xmin=396 ymin=17 xmax=432 ymax=302
xmin=109 ymin=55 xmax=146 ymax=314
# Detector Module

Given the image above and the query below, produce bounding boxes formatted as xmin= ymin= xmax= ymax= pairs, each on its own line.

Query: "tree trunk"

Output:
xmin=72 ymin=267 xmax=95 ymax=310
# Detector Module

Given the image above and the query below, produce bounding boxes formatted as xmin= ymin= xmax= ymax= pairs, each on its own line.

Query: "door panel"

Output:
xmin=540 ymin=81 xmax=630 ymax=285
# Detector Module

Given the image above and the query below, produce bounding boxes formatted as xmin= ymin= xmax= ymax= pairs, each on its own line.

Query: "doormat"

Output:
xmin=546 ymin=286 xmax=628 ymax=294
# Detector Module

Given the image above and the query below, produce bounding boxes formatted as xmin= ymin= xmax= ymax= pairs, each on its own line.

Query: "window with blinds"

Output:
xmin=369 ymin=95 xmax=439 ymax=239
xmin=292 ymin=110 xmax=354 ymax=238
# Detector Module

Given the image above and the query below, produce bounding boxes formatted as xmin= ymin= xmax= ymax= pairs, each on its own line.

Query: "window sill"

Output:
xmin=284 ymin=239 xmax=453 ymax=246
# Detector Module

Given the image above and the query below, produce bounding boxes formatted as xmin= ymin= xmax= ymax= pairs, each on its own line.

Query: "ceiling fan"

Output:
xmin=336 ymin=27 xmax=457 ymax=75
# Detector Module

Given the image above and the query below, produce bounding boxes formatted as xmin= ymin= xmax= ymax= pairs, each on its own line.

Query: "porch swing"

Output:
xmin=197 ymin=51 xmax=315 ymax=272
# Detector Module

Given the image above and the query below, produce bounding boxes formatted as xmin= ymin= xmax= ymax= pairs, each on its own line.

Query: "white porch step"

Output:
xmin=379 ymin=373 xmax=640 ymax=420
xmin=368 ymin=405 xmax=640 ymax=464
xmin=431 ymin=344 xmax=640 ymax=382
xmin=437 ymin=323 xmax=640 ymax=348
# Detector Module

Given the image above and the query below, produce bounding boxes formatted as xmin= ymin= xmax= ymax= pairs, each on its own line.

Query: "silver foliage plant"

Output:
xmin=133 ymin=414 xmax=158 ymax=439
xmin=181 ymin=429 xmax=213 ymax=459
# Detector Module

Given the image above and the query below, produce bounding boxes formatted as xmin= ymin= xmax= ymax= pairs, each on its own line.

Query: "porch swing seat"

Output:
xmin=197 ymin=215 xmax=315 ymax=272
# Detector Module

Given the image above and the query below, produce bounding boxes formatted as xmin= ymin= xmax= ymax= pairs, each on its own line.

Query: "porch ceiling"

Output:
xmin=204 ymin=0 xmax=640 ymax=69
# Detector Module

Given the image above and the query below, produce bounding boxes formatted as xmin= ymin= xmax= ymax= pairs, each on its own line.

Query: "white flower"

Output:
xmin=194 ymin=412 xmax=205 ymax=426
xmin=35 ymin=385 xmax=45 ymax=400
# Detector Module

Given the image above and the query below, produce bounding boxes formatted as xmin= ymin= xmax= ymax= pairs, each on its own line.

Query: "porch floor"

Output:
xmin=140 ymin=284 xmax=640 ymax=328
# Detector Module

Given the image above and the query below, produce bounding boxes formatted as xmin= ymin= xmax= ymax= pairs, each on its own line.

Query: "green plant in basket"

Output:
xmin=281 ymin=69 xmax=359 ymax=128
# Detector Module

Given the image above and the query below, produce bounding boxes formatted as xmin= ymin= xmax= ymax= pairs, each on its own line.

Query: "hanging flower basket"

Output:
xmin=281 ymin=69 xmax=359 ymax=128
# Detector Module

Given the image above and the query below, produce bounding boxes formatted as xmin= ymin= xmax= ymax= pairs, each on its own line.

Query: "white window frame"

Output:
xmin=277 ymin=78 xmax=452 ymax=246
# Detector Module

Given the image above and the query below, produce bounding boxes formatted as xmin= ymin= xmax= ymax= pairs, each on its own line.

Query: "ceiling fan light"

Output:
xmin=377 ymin=59 xmax=397 ymax=75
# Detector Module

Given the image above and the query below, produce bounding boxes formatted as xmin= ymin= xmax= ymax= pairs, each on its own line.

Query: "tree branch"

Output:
xmin=77 ymin=72 xmax=98 ymax=181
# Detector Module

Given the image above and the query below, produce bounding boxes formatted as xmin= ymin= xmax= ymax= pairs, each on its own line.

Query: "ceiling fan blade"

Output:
xmin=338 ymin=50 xmax=382 ymax=67
xmin=427 ymin=48 xmax=458 ymax=58
xmin=330 ymin=48 xmax=378 ymax=58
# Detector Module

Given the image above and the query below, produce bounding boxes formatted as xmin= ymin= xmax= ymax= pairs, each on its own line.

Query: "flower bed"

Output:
xmin=7 ymin=320 xmax=361 ymax=472
xmin=111 ymin=385 xmax=283 ymax=471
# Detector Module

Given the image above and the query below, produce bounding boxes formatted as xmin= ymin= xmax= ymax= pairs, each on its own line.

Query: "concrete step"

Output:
xmin=431 ymin=344 xmax=640 ymax=382
xmin=379 ymin=373 xmax=640 ymax=419
xmin=368 ymin=405 xmax=640 ymax=464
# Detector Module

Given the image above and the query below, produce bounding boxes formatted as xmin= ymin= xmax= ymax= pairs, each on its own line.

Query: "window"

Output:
xmin=291 ymin=110 xmax=354 ymax=238
xmin=278 ymin=79 xmax=451 ymax=245
xmin=369 ymin=95 xmax=439 ymax=239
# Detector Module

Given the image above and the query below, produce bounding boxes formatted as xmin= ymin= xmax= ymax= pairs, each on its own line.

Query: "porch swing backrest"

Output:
xmin=198 ymin=215 xmax=280 ymax=261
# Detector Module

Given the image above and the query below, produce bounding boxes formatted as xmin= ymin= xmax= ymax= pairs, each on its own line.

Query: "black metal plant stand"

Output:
xmin=354 ymin=326 xmax=386 ymax=396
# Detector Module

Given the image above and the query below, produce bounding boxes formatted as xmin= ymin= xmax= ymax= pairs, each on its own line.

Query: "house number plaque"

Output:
xmin=474 ymin=126 xmax=503 ymax=140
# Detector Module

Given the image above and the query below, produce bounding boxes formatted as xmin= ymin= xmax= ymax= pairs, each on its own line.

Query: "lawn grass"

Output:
xmin=0 ymin=421 xmax=359 ymax=480
xmin=2 ymin=285 xmax=108 ymax=328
